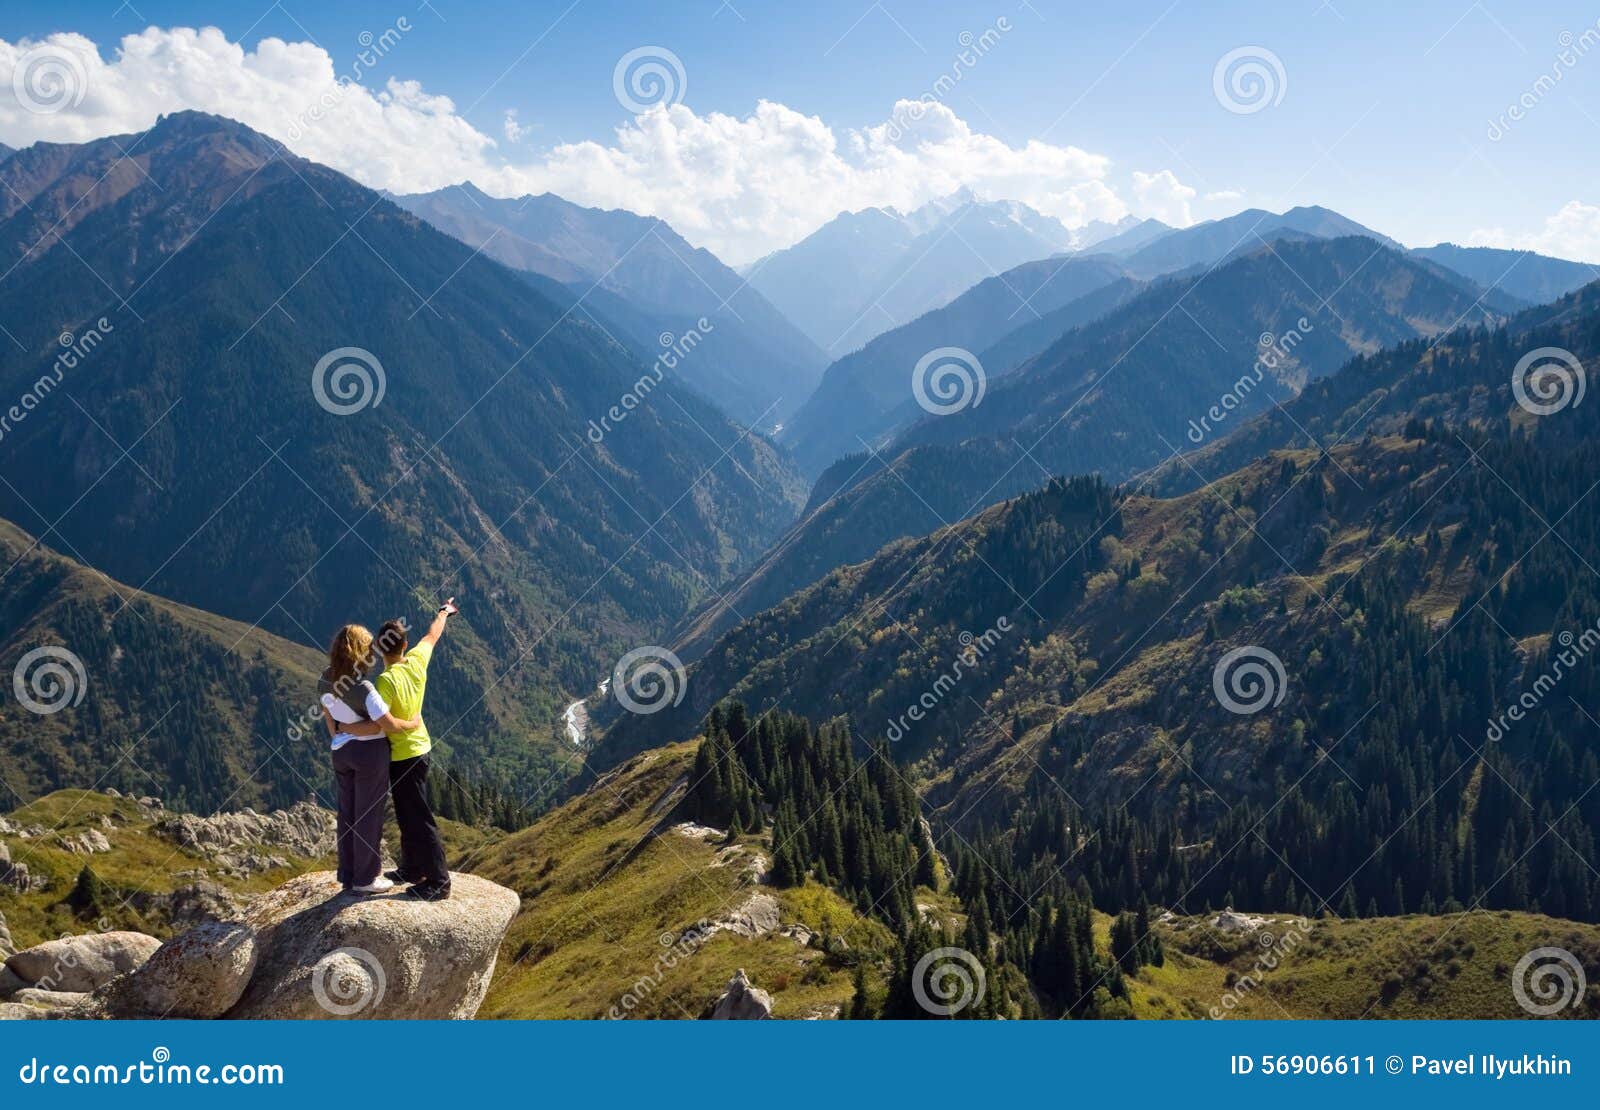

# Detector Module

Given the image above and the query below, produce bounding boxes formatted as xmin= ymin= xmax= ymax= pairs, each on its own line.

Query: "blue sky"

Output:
xmin=5 ymin=1 xmax=1600 ymax=262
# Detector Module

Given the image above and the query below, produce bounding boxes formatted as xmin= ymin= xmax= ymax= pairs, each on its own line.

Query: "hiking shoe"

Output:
xmin=407 ymin=882 xmax=451 ymax=902
xmin=352 ymin=876 xmax=396 ymax=894
xmin=385 ymin=869 xmax=416 ymax=884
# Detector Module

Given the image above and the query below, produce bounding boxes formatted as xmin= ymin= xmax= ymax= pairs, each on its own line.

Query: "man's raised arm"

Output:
xmin=420 ymin=597 xmax=458 ymax=650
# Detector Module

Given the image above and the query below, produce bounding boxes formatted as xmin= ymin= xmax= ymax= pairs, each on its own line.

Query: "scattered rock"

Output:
xmin=778 ymin=923 xmax=815 ymax=946
xmin=0 ymin=965 xmax=26 ymax=998
xmin=10 ymin=988 xmax=92 ymax=1011
xmin=0 ymin=907 xmax=12 ymax=958
xmin=682 ymin=893 xmax=780 ymax=945
xmin=1211 ymin=909 xmax=1271 ymax=934
xmin=104 ymin=788 xmax=121 ymax=798
xmin=672 ymin=821 xmax=726 ymax=841
xmin=224 ymin=870 xmax=517 ymax=1019
xmin=707 ymin=968 xmax=772 ymax=1019
xmin=154 ymin=801 xmax=334 ymax=876
xmin=0 ymin=841 xmax=41 ymax=893
xmin=98 ymin=922 xmax=258 ymax=1019
xmin=58 ymin=829 xmax=112 ymax=854
xmin=0 ymin=1002 xmax=39 ymax=1020
xmin=4 ymin=932 xmax=162 ymax=993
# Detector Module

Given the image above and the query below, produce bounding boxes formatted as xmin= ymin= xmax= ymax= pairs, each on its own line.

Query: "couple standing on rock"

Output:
xmin=318 ymin=599 xmax=458 ymax=901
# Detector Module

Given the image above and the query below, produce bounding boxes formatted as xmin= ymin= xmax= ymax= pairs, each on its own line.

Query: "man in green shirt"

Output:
xmin=375 ymin=598 xmax=457 ymax=900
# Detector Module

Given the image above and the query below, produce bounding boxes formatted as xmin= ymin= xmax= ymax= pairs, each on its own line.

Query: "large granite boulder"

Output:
xmin=97 ymin=922 xmax=258 ymax=1019
xmin=4 ymin=932 xmax=162 ymax=993
xmin=223 ymin=871 xmax=517 ymax=1019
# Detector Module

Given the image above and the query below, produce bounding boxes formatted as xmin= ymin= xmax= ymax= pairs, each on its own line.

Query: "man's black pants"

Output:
xmin=389 ymin=755 xmax=450 ymax=890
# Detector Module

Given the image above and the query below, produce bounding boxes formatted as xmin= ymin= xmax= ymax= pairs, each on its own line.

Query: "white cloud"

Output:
xmin=1204 ymin=189 xmax=1244 ymax=202
xmin=0 ymin=26 xmax=1194 ymax=264
xmin=1131 ymin=170 xmax=1196 ymax=228
xmin=1468 ymin=201 xmax=1600 ymax=264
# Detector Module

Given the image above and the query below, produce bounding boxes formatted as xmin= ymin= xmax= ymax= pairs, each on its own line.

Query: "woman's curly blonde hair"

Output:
xmin=326 ymin=623 xmax=375 ymax=684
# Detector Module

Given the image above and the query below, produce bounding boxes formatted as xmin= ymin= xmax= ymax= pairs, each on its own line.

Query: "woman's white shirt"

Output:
xmin=321 ymin=683 xmax=390 ymax=750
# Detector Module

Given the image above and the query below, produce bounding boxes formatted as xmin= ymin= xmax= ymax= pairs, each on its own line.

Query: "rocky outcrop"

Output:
xmin=57 ymin=829 xmax=111 ymax=854
xmin=154 ymin=801 xmax=334 ymax=876
xmin=224 ymin=871 xmax=517 ymax=1019
xmin=99 ymin=922 xmax=258 ymax=1019
xmin=708 ymin=969 xmax=772 ymax=1019
xmin=4 ymin=932 xmax=162 ymax=994
xmin=0 ymin=907 xmax=13 ymax=958
xmin=680 ymin=893 xmax=780 ymax=945
xmin=0 ymin=840 xmax=41 ymax=893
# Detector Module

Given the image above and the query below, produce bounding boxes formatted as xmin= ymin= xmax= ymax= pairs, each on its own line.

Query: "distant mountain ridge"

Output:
xmin=389 ymin=182 xmax=827 ymax=424
xmin=778 ymin=253 xmax=1141 ymax=475
xmin=747 ymin=189 xmax=1085 ymax=357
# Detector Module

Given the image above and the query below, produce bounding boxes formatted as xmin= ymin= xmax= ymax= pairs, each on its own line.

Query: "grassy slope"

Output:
xmin=1127 ymin=912 xmax=1600 ymax=1020
xmin=465 ymin=742 xmax=891 ymax=1019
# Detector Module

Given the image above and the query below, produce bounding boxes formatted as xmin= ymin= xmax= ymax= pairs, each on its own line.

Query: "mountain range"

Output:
xmin=675 ymin=235 xmax=1512 ymax=657
xmin=746 ymin=189 xmax=1123 ymax=358
xmin=0 ymin=111 xmax=804 ymax=799
xmin=388 ymin=182 xmax=827 ymax=426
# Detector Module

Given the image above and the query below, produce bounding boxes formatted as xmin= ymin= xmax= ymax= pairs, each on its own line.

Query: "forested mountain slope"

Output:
xmin=0 ymin=112 xmax=805 ymax=799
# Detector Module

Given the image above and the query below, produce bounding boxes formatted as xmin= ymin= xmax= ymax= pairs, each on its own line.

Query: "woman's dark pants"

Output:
xmin=333 ymin=738 xmax=390 ymax=888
